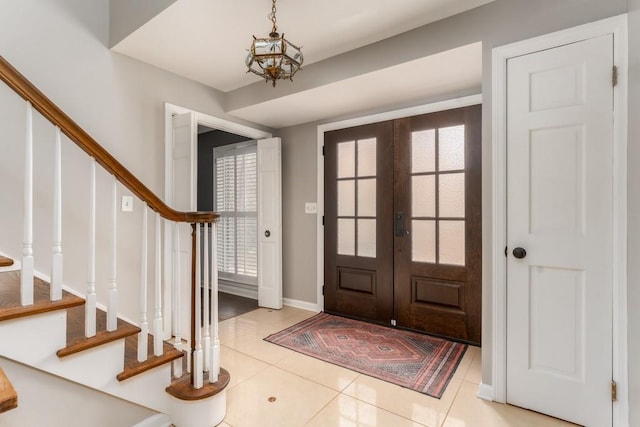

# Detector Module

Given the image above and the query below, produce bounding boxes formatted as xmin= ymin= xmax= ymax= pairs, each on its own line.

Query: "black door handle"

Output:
xmin=265 ymin=230 xmax=271 ymax=238
xmin=395 ymin=212 xmax=404 ymax=237
xmin=512 ymin=247 xmax=527 ymax=259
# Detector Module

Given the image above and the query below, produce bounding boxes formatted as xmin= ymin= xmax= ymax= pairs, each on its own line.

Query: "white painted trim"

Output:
xmin=316 ymin=94 xmax=482 ymax=316
xmin=132 ymin=414 xmax=172 ymax=427
xmin=283 ymin=297 xmax=322 ymax=313
xmin=490 ymin=14 xmax=628 ymax=426
xmin=219 ymin=280 xmax=258 ymax=300
xmin=477 ymin=383 xmax=495 ymax=402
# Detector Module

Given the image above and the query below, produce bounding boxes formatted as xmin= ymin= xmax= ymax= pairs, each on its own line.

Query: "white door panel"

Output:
xmin=506 ymin=35 xmax=613 ymax=426
xmin=257 ymin=137 xmax=282 ymax=309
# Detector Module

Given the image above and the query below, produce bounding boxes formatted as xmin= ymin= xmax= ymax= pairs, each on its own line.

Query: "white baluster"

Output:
xmin=50 ymin=127 xmax=63 ymax=301
xmin=153 ymin=213 xmax=163 ymax=356
xmin=107 ymin=178 xmax=118 ymax=331
xmin=138 ymin=206 xmax=148 ymax=362
xmin=172 ymin=223 xmax=183 ymax=377
xmin=210 ymin=221 xmax=220 ymax=381
xmin=193 ymin=223 xmax=203 ymax=389
xmin=202 ymin=223 xmax=211 ymax=372
xmin=21 ymin=102 xmax=34 ymax=306
xmin=85 ymin=158 xmax=97 ymax=337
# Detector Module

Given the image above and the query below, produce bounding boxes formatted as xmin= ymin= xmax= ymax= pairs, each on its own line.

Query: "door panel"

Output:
xmin=324 ymin=122 xmax=394 ymax=323
xmin=506 ymin=35 xmax=613 ymax=426
xmin=257 ymin=137 xmax=283 ymax=309
xmin=394 ymin=106 xmax=482 ymax=343
xmin=324 ymin=106 xmax=481 ymax=343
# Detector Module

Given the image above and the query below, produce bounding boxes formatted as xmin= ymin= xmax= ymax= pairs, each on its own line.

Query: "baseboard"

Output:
xmin=477 ymin=382 xmax=495 ymax=401
xmin=282 ymin=298 xmax=321 ymax=313
xmin=218 ymin=280 xmax=258 ymax=300
xmin=132 ymin=413 xmax=172 ymax=427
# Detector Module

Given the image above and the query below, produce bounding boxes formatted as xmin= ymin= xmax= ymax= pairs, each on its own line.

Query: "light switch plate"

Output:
xmin=305 ymin=202 xmax=317 ymax=214
xmin=121 ymin=195 xmax=133 ymax=212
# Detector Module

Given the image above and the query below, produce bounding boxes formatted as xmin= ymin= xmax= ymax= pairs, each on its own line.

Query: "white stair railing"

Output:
xmin=210 ymin=221 xmax=220 ymax=380
xmin=85 ymin=158 xmax=97 ymax=338
xmin=21 ymin=102 xmax=34 ymax=306
xmin=107 ymin=178 xmax=118 ymax=332
xmin=7 ymin=69 xmax=224 ymax=390
xmin=50 ymin=126 xmax=63 ymax=301
xmin=193 ymin=224 xmax=204 ymax=388
xmin=202 ymin=223 xmax=211 ymax=372
xmin=172 ymin=223 xmax=183 ymax=377
xmin=138 ymin=206 xmax=149 ymax=362
xmin=153 ymin=213 xmax=164 ymax=356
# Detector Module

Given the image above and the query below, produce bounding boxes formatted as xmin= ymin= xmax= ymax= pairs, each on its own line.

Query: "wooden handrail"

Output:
xmin=0 ymin=55 xmax=216 ymax=223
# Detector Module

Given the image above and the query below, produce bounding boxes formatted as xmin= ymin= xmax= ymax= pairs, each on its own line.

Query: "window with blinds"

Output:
xmin=214 ymin=141 xmax=258 ymax=285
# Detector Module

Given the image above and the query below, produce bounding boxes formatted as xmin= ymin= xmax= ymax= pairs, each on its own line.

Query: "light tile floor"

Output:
xmin=219 ymin=306 xmax=576 ymax=427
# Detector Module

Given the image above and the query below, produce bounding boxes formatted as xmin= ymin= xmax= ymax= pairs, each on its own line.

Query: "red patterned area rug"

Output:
xmin=264 ymin=312 xmax=467 ymax=398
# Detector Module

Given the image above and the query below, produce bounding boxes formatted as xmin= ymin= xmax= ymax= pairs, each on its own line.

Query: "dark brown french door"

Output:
xmin=324 ymin=105 xmax=481 ymax=344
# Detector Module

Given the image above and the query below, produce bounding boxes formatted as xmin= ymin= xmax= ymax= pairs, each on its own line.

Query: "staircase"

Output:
xmin=0 ymin=55 xmax=229 ymax=426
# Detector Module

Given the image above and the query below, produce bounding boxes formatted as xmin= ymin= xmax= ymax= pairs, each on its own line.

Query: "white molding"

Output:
xmin=283 ymin=297 xmax=321 ymax=313
xmin=477 ymin=383 xmax=495 ymax=402
xmin=316 ymin=94 xmax=482 ymax=319
xmin=219 ymin=280 xmax=258 ymax=300
xmin=132 ymin=414 xmax=172 ymax=427
xmin=490 ymin=14 xmax=628 ymax=425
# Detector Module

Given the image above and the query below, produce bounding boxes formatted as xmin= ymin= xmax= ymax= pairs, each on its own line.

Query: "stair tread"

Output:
xmin=166 ymin=368 xmax=230 ymax=401
xmin=57 ymin=305 xmax=141 ymax=357
xmin=0 ymin=367 xmax=18 ymax=413
xmin=0 ymin=271 xmax=84 ymax=321
xmin=0 ymin=256 xmax=13 ymax=268
xmin=117 ymin=335 xmax=184 ymax=381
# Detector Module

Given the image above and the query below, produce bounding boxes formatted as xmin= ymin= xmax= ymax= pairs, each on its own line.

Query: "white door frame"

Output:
xmin=491 ymin=14 xmax=628 ymax=425
xmin=315 ymin=94 xmax=482 ymax=313
xmin=162 ymin=103 xmax=272 ymax=334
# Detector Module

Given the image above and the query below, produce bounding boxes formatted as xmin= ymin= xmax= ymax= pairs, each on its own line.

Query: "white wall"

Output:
xmin=0 ymin=0 xmax=269 ymax=325
xmin=0 ymin=357 xmax=156 ymax=427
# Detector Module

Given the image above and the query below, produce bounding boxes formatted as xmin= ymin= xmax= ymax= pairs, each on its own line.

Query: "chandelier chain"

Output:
xmin=270 ymin=0 xmax=277 ymax=34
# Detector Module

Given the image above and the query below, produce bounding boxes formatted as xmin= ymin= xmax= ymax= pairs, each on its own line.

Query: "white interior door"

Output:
xmin=506 ymin=35 xmax=614 ymax=426
xmin=170 ymin=112 xmax=197 ymax=338
xmin=257 ymin=137 xmax=282 ymax=309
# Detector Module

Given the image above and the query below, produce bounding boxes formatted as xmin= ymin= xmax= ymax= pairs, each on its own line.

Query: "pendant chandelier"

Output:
xmin=245 ymin=0 xmax=303 ymax=87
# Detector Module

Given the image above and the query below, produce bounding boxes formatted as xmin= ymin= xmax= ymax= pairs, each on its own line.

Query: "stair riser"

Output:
xmin=103 ymin=364 xmax=173 ymax=412
xmin=0 ymin=311 xmax=67 ymax=364
xmin=50 ymin=340 xmax=125 ymax=389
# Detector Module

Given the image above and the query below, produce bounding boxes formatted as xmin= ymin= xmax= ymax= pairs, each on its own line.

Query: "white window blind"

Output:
xmin=214 ymin=142 xmax=258 ymax=284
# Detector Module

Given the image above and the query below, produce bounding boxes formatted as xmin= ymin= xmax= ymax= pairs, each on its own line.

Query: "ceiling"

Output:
xmin=111 ymin=0 xmax=490 ymax=128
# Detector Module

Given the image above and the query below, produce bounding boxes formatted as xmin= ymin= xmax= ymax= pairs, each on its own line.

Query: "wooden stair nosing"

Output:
xmin=117 ymin=336 xmax=184 ymax=382
xmin=0 ymin=256 xmax=14 ymax=268
xmin=0 ymin=271 xmax=85 ymax=322
xmin=0 ymin=367 xmax=18 ymax=413
xmin=165 ymin=368 xmax=230 ymax=401
xmin=57 ymin=305 xmax=140 ymax=358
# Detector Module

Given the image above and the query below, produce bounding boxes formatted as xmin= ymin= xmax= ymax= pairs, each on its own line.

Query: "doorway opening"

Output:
xmin=197 ymin=126 xmax=258 ymax=317
xmin=163 ymin=103 xmax=274 ymax=333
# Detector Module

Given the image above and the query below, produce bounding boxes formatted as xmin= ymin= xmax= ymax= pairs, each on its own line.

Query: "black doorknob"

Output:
xmin=264 ymin=230 xmax=271 ymax=238
xmin=512 ymin=247 xmax=527 ymax=259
